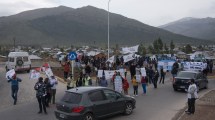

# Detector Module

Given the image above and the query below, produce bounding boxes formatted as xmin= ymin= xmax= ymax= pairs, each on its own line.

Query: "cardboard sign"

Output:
xmin=30 ymin=70 xmax=40 ymax=80
xmin=97 ymin=70 xmax=103 ymax=78
xmin=6 ymin=69 xmax=15 ymax=80
xmin=141 ymin=68 xmax=147 ymax=76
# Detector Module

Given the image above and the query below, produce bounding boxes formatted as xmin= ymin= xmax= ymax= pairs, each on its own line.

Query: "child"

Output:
xmin=131 ymin=76 xmax=138 ymax=96
xmin=123 ymin=78 xmax=129 ymax=95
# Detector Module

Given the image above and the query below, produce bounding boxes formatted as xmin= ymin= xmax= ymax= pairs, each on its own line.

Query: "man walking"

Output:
xmin=185 ymin=79 xmax=198 ymax=115
xmin=7 ymin=74 xmax=22 ymax=105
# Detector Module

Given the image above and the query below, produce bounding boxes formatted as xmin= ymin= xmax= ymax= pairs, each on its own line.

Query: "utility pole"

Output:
xmin=13 ymin=37 xmax=16 ymax=52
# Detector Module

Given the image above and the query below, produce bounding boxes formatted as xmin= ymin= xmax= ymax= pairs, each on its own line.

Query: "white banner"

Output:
xmin=136 ymin=75 xmax=141 ymax=82
xmin=29 ymin=70 xmax=40 ymax=80
xmin=182 ymin=62 xmax=207 ymax=71
xmin=6 ymin=69 xmax=15 ymax=80
xmin=97 ymin=70 xmax=103 ymax=77
xmin=104 ymin=70 xmax=116 ymax=80
xmin=45 ymin=68 xmax=54 ymax=78
xmin=141 ymin=68 xmax=147 ymax=76
xmin=122 ymin=45 xmax=139 ymax=53
xmin=106 ymin=56 xmax=115 ymax=63
xmin=123 ymin=54 xmax=135 ymax=63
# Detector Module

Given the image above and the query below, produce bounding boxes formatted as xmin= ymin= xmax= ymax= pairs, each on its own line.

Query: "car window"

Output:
xmin=23 ymin=57 xmax=28 ymax=62
xmin=177 ymin=72 xmax=196 ymax=78
xmin=9 ymin=57 xmax=14 ymax=62
xmin=17 ymin=57 xmax=22 ymax=60
xmin=61 ymin=92 xmax=82 ymax=104
xmin=103 ymin=90 xmax=117 ymax=100
xmin=88 ymin=90 xmax=106 ymax=102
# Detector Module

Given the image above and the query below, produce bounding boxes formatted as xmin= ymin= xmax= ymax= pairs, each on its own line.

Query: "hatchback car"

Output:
xmin=173 ymin=71 xmax=208 ymax=92
xmin=55 ymin=86 xmax=136 ymax=120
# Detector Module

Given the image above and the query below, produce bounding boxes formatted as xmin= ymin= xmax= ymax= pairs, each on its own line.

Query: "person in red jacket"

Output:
xmin=123 ymin=78 xmax=129 ymax=95
xmin=141 ymin=76 xmax=147 ymax=94
xmin=61 ymin=61 xmax=71 ymax=81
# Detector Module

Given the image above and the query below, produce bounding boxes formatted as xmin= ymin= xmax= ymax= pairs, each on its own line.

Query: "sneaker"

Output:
xmin=38 ymin=111 xmax=42 ymax=114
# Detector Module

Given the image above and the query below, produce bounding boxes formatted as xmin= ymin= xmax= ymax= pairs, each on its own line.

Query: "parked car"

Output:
xmin=5 ymin=52 xmax=31 ymax=72
xmin=55 ymin=86 xmax=136 ymax=120
xmin=173 ymin=71 xmax=208 ymax=92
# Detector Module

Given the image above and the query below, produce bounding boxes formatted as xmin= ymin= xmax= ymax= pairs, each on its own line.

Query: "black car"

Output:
xmin=173 ymin=71 xmax=208 ymax=92
xmin=55 ymin=86 xmax=136 ymax=120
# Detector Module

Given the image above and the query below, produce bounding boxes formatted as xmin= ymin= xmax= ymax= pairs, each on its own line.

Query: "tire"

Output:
xmin=84 ymin=113 xmax=94 ymax=120
xmin=124 ymin=103 xmax=133 ymax=115
xmin=16 ymin=60 xmax=24 ymax=66
xmin=204 ymin=83 xmax=208 ymax=89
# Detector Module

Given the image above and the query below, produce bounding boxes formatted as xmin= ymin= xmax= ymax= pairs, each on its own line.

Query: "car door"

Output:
xmin=103 ymin=89 xmax=125 ymax=114
xmin=88 ymin=90 xmax=110 ymax=118
xmin=195 ymin=73 xmax=202 ymax=89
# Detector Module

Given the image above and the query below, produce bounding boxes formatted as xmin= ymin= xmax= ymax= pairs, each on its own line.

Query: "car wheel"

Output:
xmin=84 ymin=113 xmax=94 ymax=120
xmin=124 ymin=103 xmax=133 ymax=115
xmin=204 ymin=83 xmax=208 ymax=89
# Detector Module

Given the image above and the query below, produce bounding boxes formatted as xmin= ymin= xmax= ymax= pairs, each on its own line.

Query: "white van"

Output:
xmin=5 ymin=52 xmax=31 ymax=72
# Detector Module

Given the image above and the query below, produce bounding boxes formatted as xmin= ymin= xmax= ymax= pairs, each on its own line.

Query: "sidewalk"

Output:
xmin=175 ymin=90 xmax=215 ymax=120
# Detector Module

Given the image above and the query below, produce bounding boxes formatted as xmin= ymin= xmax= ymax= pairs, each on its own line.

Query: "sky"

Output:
xmin=0 ymin=0 xmax=215 ymax=26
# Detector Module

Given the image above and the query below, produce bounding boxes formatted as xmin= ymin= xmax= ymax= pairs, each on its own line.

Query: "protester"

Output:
xmin=85 ymin=64 xmax=92 ymax=76
xmin=50 ymin=76 xmax=58 ymax=104
xmin=76 ymin=72 xmax=84 ymax=87
xmin=130 ymin=63 xmax=136 ymax=79
xmin=159 ymin=67 xmax=166 ymax=84
xmin=131 ymin=76 xmax=138 ymax=96
xmin=34 ymin=77 xmax=47 ymax=114
xmin=123 ymin=78 xmax=129 ymax=95
xmin=7 ymin=74 xmax=22 ymax=105
xmin=44 ymin=78 xmax=52 ymax=107
xmin=141 ymin=76 xmax=147 ymax=94
xmin=99 ymin=76 xmax=108 ymax=87
xmin=61 ymin=61 xmax=71 ymax=81
xmin=185 ymin=79 xmax=198 ymax=115
xmin=153 ymin=70 xmax=159 ymax=88
xmin=171 ymin=66 xmax=178 ymax=82
xmin=67 ymin=74 xmax=76 ymax=90
xmin=114 ymin=72 xmax=123 ymax=93
xmin=84 ymin=74 xmax=92 ymax=86
xmin=148 ymin=66 xmax=154 ymax=84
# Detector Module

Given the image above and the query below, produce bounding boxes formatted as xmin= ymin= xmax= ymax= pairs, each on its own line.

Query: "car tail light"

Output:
xmin=72 ymin=106 xmax=84 ymax=113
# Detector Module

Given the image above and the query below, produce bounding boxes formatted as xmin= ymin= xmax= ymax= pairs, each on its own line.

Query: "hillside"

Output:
xmin=0 ymin=6 xmax=213 ymax=47
xmin=159 ymin=17 xmax=215 ymax=40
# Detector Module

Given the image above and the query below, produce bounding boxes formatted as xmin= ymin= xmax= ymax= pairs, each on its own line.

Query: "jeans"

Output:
xmin=37 ymin=96 xmax=46 ymax=113
xmin=133 ymin=86 xmax=138 ymax=95
xmin=142 ymin=83 xmax=147 ymax=94
xmin=188 ymin=98 xmax=196 ymax=114
xmin=11 ymin=85 xmax=19 ymax=104
xmin=51 ymin=89 xmax=56 ymax=104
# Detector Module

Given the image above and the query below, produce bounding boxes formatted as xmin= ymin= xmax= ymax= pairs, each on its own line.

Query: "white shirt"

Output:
xmin=50 ymin=78 xmax=58 ymax=89
xmin=187 ymin=84 xmax=198 ymax=99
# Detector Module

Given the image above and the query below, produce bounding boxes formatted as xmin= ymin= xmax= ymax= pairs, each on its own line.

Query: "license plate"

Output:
xmin=59 ymin=113 xmax=65 ymax=118
xmin=180 ymin=86 xmax=185 ymax=89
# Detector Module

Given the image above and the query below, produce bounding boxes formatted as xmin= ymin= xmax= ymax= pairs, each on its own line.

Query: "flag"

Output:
xmin=6 ymin=69 xmax=15 ymax=80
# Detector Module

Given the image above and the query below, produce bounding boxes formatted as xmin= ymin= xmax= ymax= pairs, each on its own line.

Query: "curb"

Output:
xmin=176 ymin=89 xmax=215 ymax=120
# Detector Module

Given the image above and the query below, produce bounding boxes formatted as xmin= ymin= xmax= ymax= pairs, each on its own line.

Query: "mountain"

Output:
xmin=159 ymin=17 xmax=215 ymax=40
xmin=0 ymin=6 xmax=214 ymax=47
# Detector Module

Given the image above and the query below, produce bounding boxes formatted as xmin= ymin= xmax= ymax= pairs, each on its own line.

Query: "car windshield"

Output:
xmin=177 ymin=72 xmax=196 ymax=78
xmin=62 ymin=92 xmax=82 ymax=104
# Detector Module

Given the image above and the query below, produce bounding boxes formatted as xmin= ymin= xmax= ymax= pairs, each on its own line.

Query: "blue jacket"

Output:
xmin=8 ymin=77 xmax=22 ymax=86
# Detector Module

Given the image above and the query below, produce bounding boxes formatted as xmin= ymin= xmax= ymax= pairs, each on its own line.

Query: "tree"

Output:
xmin=164 ymin=43 xmax=169 ymax=54
xmin=185 ymin=44 xmax=192 ymax=54
xmin=148 ymin=45 xmax=155 ymax=54
xmin=153 ymin=40 xmax=159 ymax=54
xmin=170 ymin=40 xmax=175 ymax=50
xmin=157 ymin=37 xmax=163 ymax=52
xmin=138 ymin=43 xmax=147 ymax=56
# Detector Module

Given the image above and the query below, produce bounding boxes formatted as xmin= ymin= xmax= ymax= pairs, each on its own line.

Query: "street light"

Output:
xmin=108 ymin=0 xmax=111 ymax=59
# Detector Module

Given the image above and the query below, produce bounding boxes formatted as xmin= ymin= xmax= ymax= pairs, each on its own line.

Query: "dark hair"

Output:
xmin=191 ymin=79 xmax=195 ymax=83
xmin=38 ymin=77 xmax=43 ymax=82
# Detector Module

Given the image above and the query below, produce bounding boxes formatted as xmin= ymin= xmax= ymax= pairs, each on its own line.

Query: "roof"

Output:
xmin=180 ymin=71 xmax=199 ymax=74
xmin=66 ymin=86 xmax=106 ymax=94
xmin=8 ymin=52 xmax=29 ymax=57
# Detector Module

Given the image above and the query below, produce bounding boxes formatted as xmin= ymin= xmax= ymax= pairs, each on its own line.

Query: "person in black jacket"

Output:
xmin=44 ymin=78 xmax=53 ymax=107
xmin=129 ymin=63 xmax=136 ymax=79
xmin=153 ymin=70 xmax=159 ymax=88
xmin=34 ymin=77 xmax=47 ymax=114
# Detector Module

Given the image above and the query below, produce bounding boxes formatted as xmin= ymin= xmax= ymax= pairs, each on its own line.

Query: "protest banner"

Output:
xmin=141 ymin=68 xmax=147 ymax=76
xmin=114 ymin=76 xmax=123 ymax=93
xmin=123 ymin=54 xmax=135 ymax=63
xmin=29 ymin=70 xmax=40 ymax=80
xmin=6 ymin=69 xmax=15 ymax=80
xmin=122 ymin=45 xmax=139 ymax=53
xmin=97 ymin=70 xmax=103 ymax=78
xmin=104 ymin=70 xmax=115 ymax=80
xmin=106 ymin=56 xmax=115 ymax=63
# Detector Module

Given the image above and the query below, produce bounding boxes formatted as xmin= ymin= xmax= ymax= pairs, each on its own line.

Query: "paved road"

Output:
xmin=0 ymin=67 xmax=214 ymax=120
